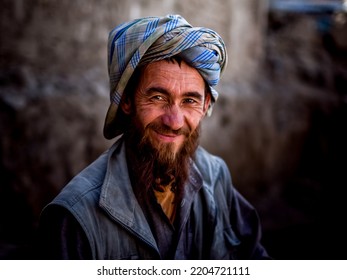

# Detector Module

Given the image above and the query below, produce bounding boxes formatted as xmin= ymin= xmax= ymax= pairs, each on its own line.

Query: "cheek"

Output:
xmin=185 ymin=111 xmax=205 ymax=131
xmin=135 ymin=106 xmax=162 ymax=128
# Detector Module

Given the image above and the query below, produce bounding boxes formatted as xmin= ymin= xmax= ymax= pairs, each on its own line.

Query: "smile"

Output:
xmin=153 ymin=130 xmax=183 ymax=143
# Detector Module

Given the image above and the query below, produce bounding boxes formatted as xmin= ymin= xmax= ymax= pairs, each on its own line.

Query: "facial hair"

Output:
xmin=125 ymin=120 xmax=200 ymax=197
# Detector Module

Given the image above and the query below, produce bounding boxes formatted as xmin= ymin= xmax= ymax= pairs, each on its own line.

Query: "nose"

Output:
xmin=161 ymin=104 xmax=184 ymax=131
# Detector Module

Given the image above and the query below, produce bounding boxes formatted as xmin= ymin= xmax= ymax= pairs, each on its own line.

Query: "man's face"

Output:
xmin=122 ymin=59 xmax=210 ymax=158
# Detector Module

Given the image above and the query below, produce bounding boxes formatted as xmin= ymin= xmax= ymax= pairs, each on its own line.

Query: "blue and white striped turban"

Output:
xmin=104 ymin=14 xmax=227 ymax=139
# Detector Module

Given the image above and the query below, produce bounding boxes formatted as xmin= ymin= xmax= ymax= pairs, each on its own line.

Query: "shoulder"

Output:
xmin=40 ymin=148 xmax=112 ymax=249
xmin=192 ymin=146 xmax=239 ymax=207
xmin=48 ymin=138 xmax=123 ymax=210
xmin=51 ymin=150 xmax=109 ymax=210
xmin=194 ymin=145 xmax=231 ymax=184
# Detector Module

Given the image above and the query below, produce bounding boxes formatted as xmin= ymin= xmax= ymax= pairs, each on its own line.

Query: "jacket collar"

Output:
xmin=99 ymin=137 xmax=159 ymax=252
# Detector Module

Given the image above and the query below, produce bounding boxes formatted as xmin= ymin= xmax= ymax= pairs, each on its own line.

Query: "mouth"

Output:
xmin=144 ymin=122 xmax=190 ymax=146
xmin=153 ymin=130 xmax=184 ymax=143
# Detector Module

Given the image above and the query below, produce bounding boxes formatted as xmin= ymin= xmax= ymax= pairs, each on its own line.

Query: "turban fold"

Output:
xmin=104 ymin=14 xmax=227 ymax=139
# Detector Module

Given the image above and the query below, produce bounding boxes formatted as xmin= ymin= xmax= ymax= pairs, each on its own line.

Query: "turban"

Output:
xmin=104 ymin=14 xmax=227 ymax=139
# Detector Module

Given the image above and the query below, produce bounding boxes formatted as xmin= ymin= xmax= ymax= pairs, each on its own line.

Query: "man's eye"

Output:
xmin=183 ymin=98 xmax=197 ymax=104
xmin=151 ymin=95 xmax=164 ymax=101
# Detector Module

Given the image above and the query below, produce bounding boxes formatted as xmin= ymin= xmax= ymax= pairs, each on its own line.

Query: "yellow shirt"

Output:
xmin=153 ymin=176 xmax=177 ymax=224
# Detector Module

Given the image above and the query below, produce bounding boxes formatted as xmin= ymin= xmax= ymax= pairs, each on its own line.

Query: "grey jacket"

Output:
xmin=39 ymin=137 xmax=269 ymax=259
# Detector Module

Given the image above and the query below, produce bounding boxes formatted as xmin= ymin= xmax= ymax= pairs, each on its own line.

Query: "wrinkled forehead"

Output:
xmin=138 ymin=59 xmax=206 ymax=93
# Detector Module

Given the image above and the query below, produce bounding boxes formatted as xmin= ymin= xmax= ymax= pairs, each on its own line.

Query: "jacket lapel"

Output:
xmin=99 ymin=138 xmax=159 ymax=253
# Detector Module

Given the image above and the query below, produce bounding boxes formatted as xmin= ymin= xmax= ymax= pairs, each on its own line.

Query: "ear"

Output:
xmin=120 ymin=96 xmax=132 ymax=115
xmin=203 ymin=93 xmax=212 ymax=115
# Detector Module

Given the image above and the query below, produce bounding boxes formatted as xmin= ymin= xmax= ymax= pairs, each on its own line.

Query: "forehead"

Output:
xmin=139 ymin=59 xmax=205 ymax=91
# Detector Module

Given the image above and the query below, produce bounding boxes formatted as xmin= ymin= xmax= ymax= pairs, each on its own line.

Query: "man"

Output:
xmin=38 ymin=14 xmax=269 ymax=259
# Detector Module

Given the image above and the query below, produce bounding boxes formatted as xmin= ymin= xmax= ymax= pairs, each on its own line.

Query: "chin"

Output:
xmin=154 ymin=140 xmax=183 ymax=162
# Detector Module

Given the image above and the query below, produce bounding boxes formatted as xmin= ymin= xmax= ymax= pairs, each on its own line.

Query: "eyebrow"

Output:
xmin=147 ymin=86 xmax=204 ymax=101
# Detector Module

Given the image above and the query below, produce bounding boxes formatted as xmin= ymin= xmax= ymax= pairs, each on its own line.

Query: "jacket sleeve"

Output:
xmin=37 ymin=205 xmax=92 ymax=259
xmin=230 ymin=189 xmax=271 ymax=259
xmin=218 ymin=158 xmax=271 ymax=259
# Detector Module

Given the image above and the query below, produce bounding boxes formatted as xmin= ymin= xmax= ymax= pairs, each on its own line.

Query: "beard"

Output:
xmin=124 ymin=119 xmax=200 ymax=197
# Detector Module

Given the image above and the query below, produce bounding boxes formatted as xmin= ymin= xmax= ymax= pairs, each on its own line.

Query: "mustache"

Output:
xmin=146 ymin=122 xmax=191 ymax=137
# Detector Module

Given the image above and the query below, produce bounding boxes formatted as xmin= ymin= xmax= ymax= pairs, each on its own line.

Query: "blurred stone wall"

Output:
xmin=1 ymin=0 xmax=347 ymax=259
